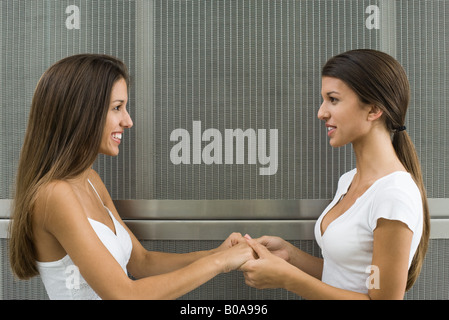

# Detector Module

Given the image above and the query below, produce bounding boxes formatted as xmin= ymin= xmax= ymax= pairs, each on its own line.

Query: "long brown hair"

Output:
xmin=9 ymin=54 xmax=129 ymax=279
xmin=322 ymin=49 xmax=430 ymax=291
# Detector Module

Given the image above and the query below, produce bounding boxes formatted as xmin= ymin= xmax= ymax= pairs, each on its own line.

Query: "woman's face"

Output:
xmin=99 ymin=78 xmax=133 ymax=156
xmin=317 ymin=76 xmax=373 ymax=148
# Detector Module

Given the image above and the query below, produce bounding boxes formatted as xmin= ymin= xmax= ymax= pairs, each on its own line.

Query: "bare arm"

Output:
xmin=255 ymin=235 xmax=323 ymax=280
xmin=125 ymin=233 xmax=245 ymax=279
xmin=242 ymin=219 xmax=413 ymax=300
xmin=41 ymin=181 xmax=253 ymax=300
xmin=90 ymin=170 xmax=246 ymax=279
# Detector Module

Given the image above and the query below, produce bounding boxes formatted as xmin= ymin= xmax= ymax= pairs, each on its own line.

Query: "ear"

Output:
xmin=367 ymin=105 xmax=383 ymax=122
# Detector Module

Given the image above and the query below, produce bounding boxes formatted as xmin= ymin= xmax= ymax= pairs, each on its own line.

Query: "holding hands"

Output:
xmin=240 ymin=235 xmax=297 ymax=290
xmin=219 ymin=233 xmax=299 ymax=290
xmin=211 ymin=232 xmax=257 ymax=273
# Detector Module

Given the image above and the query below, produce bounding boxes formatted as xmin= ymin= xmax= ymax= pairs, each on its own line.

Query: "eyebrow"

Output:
xmin=111 ymin=99 xmax=125 ymax=103
xmin=326 ymin=91 xmax=340 ymax=96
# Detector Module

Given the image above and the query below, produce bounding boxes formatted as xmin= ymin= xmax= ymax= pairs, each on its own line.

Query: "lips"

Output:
xmin=111 ymin=132 xmax=122 ymax=143
xmin=326 ymin=125 xmax=336 ymax=136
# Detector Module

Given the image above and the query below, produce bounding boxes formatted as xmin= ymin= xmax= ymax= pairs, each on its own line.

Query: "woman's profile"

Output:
xmin=241 ymin=49 xmax=430 ymax=299
xmin=9 ymin=54 xmax=253 ymax=300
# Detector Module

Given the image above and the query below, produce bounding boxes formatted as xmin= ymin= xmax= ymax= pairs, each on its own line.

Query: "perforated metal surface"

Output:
xmin=1 ymin=238 xmax=448 ymax=300
xmin=1 ymin=1 xmax=448 ymax=200
xmin=1 ymin=0 xmax=448 ymax=300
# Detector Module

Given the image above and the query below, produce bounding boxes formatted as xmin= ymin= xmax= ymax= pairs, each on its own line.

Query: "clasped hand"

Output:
xmin=219 ymin=233 xmax=292 ymax=290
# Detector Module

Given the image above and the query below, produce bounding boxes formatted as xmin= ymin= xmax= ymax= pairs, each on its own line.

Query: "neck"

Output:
xmin=352 ymin=128 xmax=405 ymax=182
xmin=65 ymin=168 xmax=93 ymax=186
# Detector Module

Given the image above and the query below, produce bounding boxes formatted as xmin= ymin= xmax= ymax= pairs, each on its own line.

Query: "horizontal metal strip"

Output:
xmin=1 ymin=198 xmax=448 ymax=219
xmin=114 ymin=199 xmax=331 ymax=220
xmin=1 ymin=219 xmax=448 ymax=240
xmin=125 ymin=220 xmax=317 ymax=240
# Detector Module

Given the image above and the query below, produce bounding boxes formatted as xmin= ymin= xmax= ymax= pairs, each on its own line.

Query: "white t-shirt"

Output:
xmin=314 ymin=169 xmax=423 ymax=294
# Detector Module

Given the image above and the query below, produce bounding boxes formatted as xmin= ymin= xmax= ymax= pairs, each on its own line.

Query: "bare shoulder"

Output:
xmin=88 ymin=168 xmax=102 ymax=182
xmin=87 ymin=169 xmax=117 ymax=210
xmin=87 ymin=169 xmax=109 ymax=198
xmin=36 ymin=180 xmax=77 ymax=209
xmin=34 ymin=180 xmax=84 ymax=232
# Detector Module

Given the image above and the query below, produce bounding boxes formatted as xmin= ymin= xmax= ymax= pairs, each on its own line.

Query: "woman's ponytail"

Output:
xmin=393 ymin=130 xmax=430 ymax=291
xmin=323 ymin=49 xmax=430 ymax=291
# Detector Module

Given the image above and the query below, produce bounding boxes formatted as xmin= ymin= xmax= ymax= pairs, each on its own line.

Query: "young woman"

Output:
xmin=9 ymin=54 xmax=254 ymax=300
xmin=241 ymin=49 xmax=430 ymax=300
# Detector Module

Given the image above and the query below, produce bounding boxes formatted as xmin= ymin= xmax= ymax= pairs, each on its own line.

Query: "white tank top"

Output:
xmin=36 ymin=179 xmax=133 ymax=300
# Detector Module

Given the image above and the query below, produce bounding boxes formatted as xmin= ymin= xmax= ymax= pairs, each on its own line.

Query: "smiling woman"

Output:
xmin=9 ymin=54 xmax=254 ymax=299
xmin=240 ymin=49 xmax=430 ymax=300
xmin=10 ymin=54 xmax=130 ymax=279
xmin=99 ymin=78 xmax=133 ymax=156
xmin=318 ymin=76 xmax=382 ymax=148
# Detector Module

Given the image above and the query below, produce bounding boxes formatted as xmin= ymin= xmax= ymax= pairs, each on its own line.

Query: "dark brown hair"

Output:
xmin=9 ymin=54 xmax=129 ymax=279
xmin=322 ymin=49 xmax=430 ymax=291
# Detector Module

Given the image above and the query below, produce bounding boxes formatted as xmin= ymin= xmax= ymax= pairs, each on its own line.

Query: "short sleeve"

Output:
xmin=336 ymin=169 xmax=357 ymax=195
xmin=369 ymin=185 xmax=422 ymax=233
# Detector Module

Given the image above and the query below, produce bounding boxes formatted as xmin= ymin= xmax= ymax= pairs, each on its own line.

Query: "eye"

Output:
xmin=113 ymin=104 xmax=122 ymax=111
xmin=329 ymin=97 xmax=338 ymax=104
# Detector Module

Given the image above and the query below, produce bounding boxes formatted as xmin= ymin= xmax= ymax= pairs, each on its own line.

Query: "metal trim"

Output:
xmin=126 ymin=220 xmax=317 ymax=240
xmin=2 ymin=198 xmax=448 ymax=219
xmin=1 ymin=218 xmax=448 ymax=240
xmin=113 ymin=199 xmax=332 ymax=220
xmin=0 ymin=219 xmax=8 ymax=239
xmin=1 ymin=198 xmax=449 ymax=239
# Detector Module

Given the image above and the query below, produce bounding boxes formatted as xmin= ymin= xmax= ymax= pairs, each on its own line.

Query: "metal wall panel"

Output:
xmin=1 ymin=0 xmax=448 ymax=300
xmin=1 ymin=1 xmax=448 ymax=200
xmin=151 ymin=0 xmax=375 ymax=199
xmin=1 ymin=238 xmax=448 ymax=300
xmin=0 ymin=0 xmax=137 ymax=200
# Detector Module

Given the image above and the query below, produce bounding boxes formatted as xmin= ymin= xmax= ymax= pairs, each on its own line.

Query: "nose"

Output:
xmin=121 ymin=109 xmax=133 ymax=129
xmin=317 ymin=101 xmax=328 ymax=121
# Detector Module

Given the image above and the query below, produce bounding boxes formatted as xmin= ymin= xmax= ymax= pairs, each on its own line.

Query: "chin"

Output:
xmin=329 ymin=139 xmax=347 ymax=148
xmin=110 ymin=150 xmax=120 ymax=156
xmin=99 ymin=148 xmax=120 ymax=156
xmin=329 ymin=140 xmax=339 ymax=148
